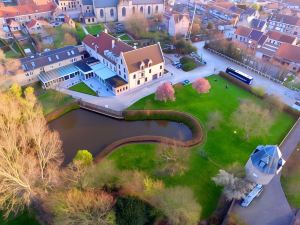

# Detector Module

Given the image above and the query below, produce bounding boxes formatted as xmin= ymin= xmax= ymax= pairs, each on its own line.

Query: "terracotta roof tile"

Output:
xmin=123 ymin=44 xmax=164 ymax=74
xmin=266 ymin=30 xmax=297 ymax=44
xmin=275 ymin=43 xmax=300 ymax=63
xmin=234 ymin=26 xmax=252 ymax=37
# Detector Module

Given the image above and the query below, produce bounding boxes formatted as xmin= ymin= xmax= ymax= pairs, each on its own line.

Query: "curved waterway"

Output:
xmin=49 ymin=109 xmax=193 ymax=164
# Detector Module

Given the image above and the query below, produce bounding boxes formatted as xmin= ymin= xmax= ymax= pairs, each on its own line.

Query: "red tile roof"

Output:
xmin=266 ymin=30 xmax=297 ymax=44
xmin=275 ymin=43 xmax=300 ymax=63
xmin=234 ymin=26 xmax=252 ymax=37
xmin=26 ymin=19 xmax=37 ymax=29
xmin=0 ymin=2 xmax=55 ymax=18
xmin=83 ymin=32 xmax=134 ymax=58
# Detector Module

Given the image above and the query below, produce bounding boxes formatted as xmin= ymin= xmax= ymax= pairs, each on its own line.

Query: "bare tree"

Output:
xmin=0 ymin=84 xmax=63 ymax=218
xmin=49 ymin=189 xmax=116 ymax=225
xmin=212 ymin=170 xmax=254 ymax=201
xmin=230 ymin=100 xmax=274 ymax=140
xmin=124 ymin=15 xmax=148 ymax=38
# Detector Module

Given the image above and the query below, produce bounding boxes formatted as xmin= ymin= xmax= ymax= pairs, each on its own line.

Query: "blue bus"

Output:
xmin=225 ymin=67 xmax=253 ymax=85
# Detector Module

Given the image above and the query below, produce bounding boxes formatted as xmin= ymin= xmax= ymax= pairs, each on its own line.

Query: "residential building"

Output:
xmin=19 ymin=46 xmax=83 ymax=84
xmin=25 ymin=19 xmax=50 ymax=34
xmin=273 ymin=43 xmax=300 ymax=73
xmin=267 ymin=13 xmax=300 ymax=38
xmin=167 ymin=13 xmax=190 ymax=37
xmin=58 ymin=0 xmax=81 ymax=12
xmin=250 ymin=18 xmax=267 ymax=32
xmin=82 ymin=30 xmax=165 ymax=95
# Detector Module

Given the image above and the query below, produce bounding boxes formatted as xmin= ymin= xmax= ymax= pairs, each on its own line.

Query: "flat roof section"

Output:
xmin=39 ymin=64 xmax=79 ymax=84
xmin=91 ymin=63 xmax=116 ymax=80
xmin=74 ymin=61 xmax=93 ymax=73
xmin=105 ymin=75 xmax=128 ymax=88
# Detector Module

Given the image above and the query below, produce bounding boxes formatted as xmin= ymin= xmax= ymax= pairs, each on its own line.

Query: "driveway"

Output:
xmin=233 ymin=118 xmax=300 ymax=225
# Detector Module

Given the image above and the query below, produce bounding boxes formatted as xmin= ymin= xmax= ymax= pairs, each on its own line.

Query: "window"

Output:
xmin=132 ymin=6 xmax=135 ymax=14
xmin=160 ymin=65 xmax=162 ymax=69
xmin=148 ymin=6 xmax=151 ymax=14
xmin=149 ymin=69 xmax=151 ymax=73
xmin=155 ymin=5 xmax=158 ymax=13
xmin=137 ymin=80 xmax=140 ymax=85
xmin=100 ymin=9 xmax=104 ymax=18
xmin=133 ymin=74 xmax=136 ymax=79
xmin=121 ymin=59 xmax=123 ymax=64
xmin=123 ymin=68 xmax=125 ymax=73
xmin=122 ymin=7 xmax=126 ymax=17
xmin=145 ymin=77 xmax=148 ymax=82
xmin=110 ymin=8 xmax=114 ymax=17
xmin=140 ymin=6 xmax=143 ymax=13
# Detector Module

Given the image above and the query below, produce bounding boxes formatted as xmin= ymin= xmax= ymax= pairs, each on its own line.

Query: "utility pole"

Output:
xmin=185 ymin=0 xmax=196 ymax=40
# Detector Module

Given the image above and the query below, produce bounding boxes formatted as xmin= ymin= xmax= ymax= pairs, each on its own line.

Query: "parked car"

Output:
xmin=175 ymin=64 xmax=182 ymax=69
xmin=172 ymin=60 xmax=180 ymax=66
xmin=292 ymin=101 xmax=300 ymax=111
xmin=241 ymin=184 xmax=263 ymax=208
xmin=182 ymin=80 xmax=190 ymax=85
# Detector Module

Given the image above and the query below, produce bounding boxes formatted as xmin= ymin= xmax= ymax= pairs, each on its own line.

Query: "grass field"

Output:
xmin=0 ymin=211 xmax=39 ymax=225
xmin=75 ymin=23 xmax=86 ymax=41
xmin=282 ymin=144 xmax=300 ymax=208
xmin=108 ymin=75 xmax=296 ymax=219
xmin=69 ymin=82 xmax=97 ymax=96
xmin=118 ymin=33 xmax=133 ymax=41
xmin=86 ymin=23 xmax=104 ymax=36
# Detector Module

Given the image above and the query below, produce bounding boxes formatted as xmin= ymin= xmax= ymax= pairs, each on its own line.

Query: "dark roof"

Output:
xmin=83 ymin=12 xmax=95 ymax=18
xmin=242 ymin=8 xmax=256 ymax=16
xmin=94 ymin=0 xmax=118 ymax=8
xmin=269 ymin=13 xmax=300 ymax=26
xmin=258 ymin=34 xmax=268 ymax=45
xmin=82 ymin=0 xmax=93 ymax=5
xmin=250 ymin=145 xmax=284 ymax=174
xmin=249 ymin=29 xmax=264 ymax=41
xmin=251 ymin=18 xmax=266 ymax=30
xmin=105 ymin=75 xmax=128 ymax=88
xmin=74 ymin=61 xmax=93 ymax=73
xmin=21 ymin=46 xmax=81 ymax=72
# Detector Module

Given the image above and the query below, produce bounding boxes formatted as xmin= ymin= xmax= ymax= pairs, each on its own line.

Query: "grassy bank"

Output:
xmin=282 ymin=144 xmax=300 ymax=208
xmin=107 ymin=75 xmax=296 ymax=219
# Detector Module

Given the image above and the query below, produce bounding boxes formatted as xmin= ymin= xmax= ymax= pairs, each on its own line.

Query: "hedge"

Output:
xmin=94 ymin=110 xmax=204 ymax=162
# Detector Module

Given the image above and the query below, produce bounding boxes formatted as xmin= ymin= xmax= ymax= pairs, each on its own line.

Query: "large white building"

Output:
xmin=82 ymin=30 xmax=165 ymax=95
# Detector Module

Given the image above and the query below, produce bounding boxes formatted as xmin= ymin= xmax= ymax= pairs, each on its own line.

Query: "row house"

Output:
xmin=267 ymin=13 xmax=300 ymax=38
xmin=167 ymin=13 xmax=190 ymax=37
xmin=273 ymin=43 xmax=300 ymax=73
xmin=256 ymin=30 xmax=298 ymax=60
xmin=82 ymin=30 xmax=165 ymax=95
xmin=233 ymin=26 xmax=267 ymax=49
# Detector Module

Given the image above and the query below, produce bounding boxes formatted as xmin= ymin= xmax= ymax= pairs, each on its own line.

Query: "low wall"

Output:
xmin=94 ymin=110 xmax=203 ymax=162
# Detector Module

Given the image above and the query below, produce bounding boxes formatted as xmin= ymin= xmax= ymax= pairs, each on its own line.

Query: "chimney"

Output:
xmin=104 ymin=28 xmax=108 ymax=33
xmin=112 ymin=40 xmax=115 ymax=49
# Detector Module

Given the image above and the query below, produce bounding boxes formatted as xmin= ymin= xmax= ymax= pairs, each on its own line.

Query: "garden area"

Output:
xmin=75 ymin=22 xmax=86 ymax=41
xmin=69 ymin=82 xmax=97 ymax=96
xmin=282 ymin=144 xmax=300 ymax=208
xmin=86 ymin=23 xmax=105 ymax=36
xmin=106 ymin=75 xmax=296 ymax=220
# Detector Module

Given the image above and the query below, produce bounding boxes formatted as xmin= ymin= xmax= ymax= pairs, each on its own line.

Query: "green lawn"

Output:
xmin=118 ymin=33 xmax=133 ymax=41
xmin=75 ymin=23 xmax=86 ymax=41
xmin=86 ymin=23 xmax=104 ymax=36
xmin=282 ymin=144 xmax=300 ymax=208
xmin=69 ymin=82 xmax=97 ymax=96
xmin=108 ymin=75 xmax=296 ymax=219
xmin=26 ymin=82 xmax=76 ymax=115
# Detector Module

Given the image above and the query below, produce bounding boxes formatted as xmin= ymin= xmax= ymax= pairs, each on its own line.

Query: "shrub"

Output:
xmin=174 ymin=39 xmax=197 ymax=55
xmin=180 ymin=57 xmax=197 ymax=72
xmin=115 ymin=197 xmax=158 ymax=225
xmin=155 ymin=82 xmax=175 ymax=102
xmin=212 ymin=170 xmax=254 ymax=200
xmin=192 ymin=78 xmax=211 ymax=93
xmin=73 ymin=150 xmax=93 ymax=167
xmin=251 ymin=86 xmax=266 ymax=98
xmin=154 ymin=187 xmax=201 ymax=225
xmin=264 ymin=94 xmax=284 ymax=112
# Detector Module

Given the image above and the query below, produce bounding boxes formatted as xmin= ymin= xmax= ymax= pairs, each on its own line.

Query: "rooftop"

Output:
xmin=39 ymin=64 xmax=79 ymax=84
xmin=105 ymin=75 xmax=128 ymax=88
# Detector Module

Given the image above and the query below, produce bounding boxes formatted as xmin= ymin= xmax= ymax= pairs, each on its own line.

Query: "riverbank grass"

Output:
xmin=108 ymin=75 xmax=296 ymax=219
xmin=69 ymin=82 xmax=97 ymax=96
xmin=282 ymin=144 xmax=300 ymax=208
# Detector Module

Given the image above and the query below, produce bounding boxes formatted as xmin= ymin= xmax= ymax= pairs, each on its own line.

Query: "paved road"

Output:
xmin=59 ymin=42 xmax=299 ymax=111
xmin=233 ymin=118 xmax=300 ymax=225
